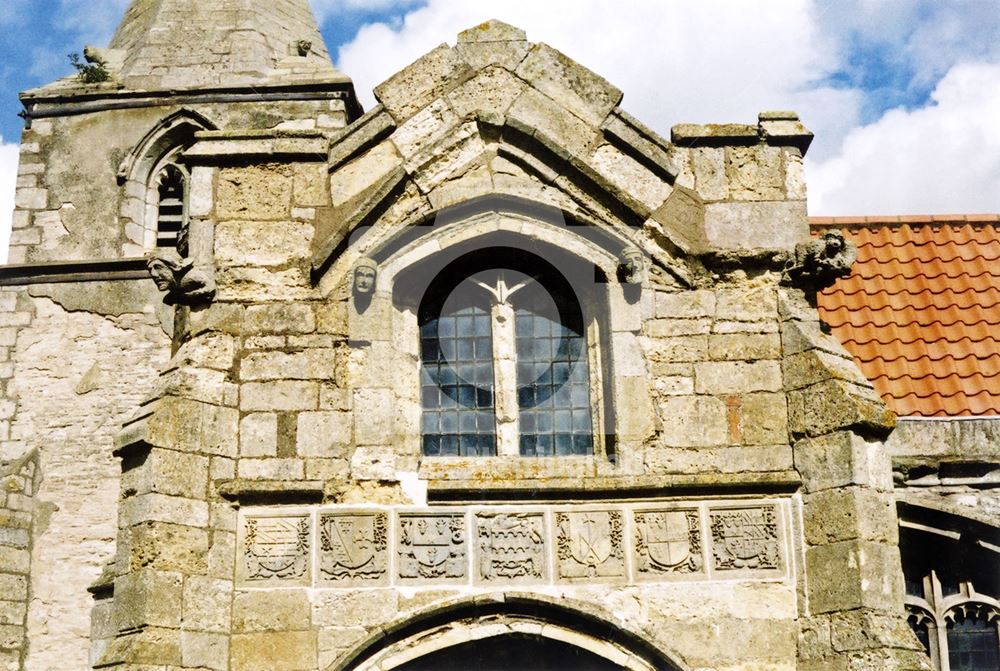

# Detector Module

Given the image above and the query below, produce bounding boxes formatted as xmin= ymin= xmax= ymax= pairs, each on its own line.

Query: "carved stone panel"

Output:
xmin=319 ymin=513 xmax=388 ymax=585
xmin=634 ymin=509 xmax=703 ymax=576
xmin=555 ymin=510 xmax=625 ymax=580
xmin=710 ymin=506 xmax=781 ymax=571
xmin=475 ymin=512 xmax=547 ymax=583
xmin=398 ymin=513 xmax=467 ymax=582
xmin=241 ymin=515 xmax=311 ymax=584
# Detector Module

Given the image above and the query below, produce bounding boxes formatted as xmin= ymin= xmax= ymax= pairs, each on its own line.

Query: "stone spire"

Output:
xmin=101 ymin=0 xmax=348 ymax=90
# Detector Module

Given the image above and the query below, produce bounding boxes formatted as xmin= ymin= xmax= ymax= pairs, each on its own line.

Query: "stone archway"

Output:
xmin=330 ymin=594 xmax=687 ymax=671
xmin=398 ymin=632 xmax=626 ymax=671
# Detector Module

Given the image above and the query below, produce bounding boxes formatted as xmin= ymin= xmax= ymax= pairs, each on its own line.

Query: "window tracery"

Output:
xmin=905 ymin=571 xmax=1000 ymax=671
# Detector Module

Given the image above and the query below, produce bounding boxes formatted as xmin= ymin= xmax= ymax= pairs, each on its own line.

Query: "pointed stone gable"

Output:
xmin=316 ymin=20 xmax=702 ymax=280
xmin=104 ymin=0 xmax=348 ymax=90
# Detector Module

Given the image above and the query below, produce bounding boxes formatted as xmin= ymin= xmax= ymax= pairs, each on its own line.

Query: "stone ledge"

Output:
xmin=0 ymin=258 xmax=148 ymax=285
xmin=184 ymin=130 xmax=330 ymax=163
xmin=426 ymin=471 xmax=801 ymax=503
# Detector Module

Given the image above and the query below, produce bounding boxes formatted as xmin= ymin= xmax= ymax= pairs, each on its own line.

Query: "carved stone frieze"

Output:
xmin=398 ymin=513 xmax=467 ymax=581
xmin=242 ymin=516 xmax=310 ymax=583
xmin=710 ymin=506 xmax=781 ymax=571
xmin=235 ymin=500 xmax=789 ymax=587
xmin=634 ymin=509 xmax=702 ymax=576
xmin=475 ymin=512 xmax=546 ymax=582
xmin=555 ymin=510 xmax=625 ymax=580
xmin=319 ymin=513 xmax=388 ymax=585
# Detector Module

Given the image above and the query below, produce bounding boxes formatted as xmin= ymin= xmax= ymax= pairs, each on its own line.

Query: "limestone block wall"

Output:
xmin=0 ymin=282 xmax=169 ymax=670
xmin=0 ymin=450 xmax=37 ymax=670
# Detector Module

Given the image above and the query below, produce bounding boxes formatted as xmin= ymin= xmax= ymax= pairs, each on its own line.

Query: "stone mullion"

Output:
xmin=491 ymin=300 xmax=520 ymax=457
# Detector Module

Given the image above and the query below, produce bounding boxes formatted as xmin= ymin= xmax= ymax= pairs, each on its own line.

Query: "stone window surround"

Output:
xmin=365 ymin=208 xmax=647 ymax=481
xmin=116 ymin=109 xmax=215 ymax=255
xmin=906 ymin=570 xmax=1000 ymax=671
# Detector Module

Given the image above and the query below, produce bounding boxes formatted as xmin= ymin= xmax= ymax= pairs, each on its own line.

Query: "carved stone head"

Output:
xmin=618 ymin=248 xmax=646 ymax=285
xmin=146 ymin=252 xmax=187 ymax=292
xmin=353 ymin=258 xmax=378 ymax=296
xmin=146 ymin=251 xmax=216 ymax=306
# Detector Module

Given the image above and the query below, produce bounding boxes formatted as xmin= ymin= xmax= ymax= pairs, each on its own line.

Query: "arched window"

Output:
xmin=154 ymin=163 xmax=187 ymax=252
xmin=117 ymin=110 xmax=215 ymax=256
xmin=419 ymin=248 xmax=594 ymax=458
xmin=904 ymin=570 xmax=1000 ymax=671
xmin=947 ymin=605 xmax=1000 ymax=671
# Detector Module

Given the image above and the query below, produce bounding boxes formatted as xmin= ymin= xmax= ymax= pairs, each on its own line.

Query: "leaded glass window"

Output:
xmin=948 ymin=610 xmax=1000 ymax=671
xmin=419 ymin=249 xmax=594 ymax=457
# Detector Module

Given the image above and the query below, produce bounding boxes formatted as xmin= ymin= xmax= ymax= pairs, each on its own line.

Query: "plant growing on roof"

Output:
xmin=68 ymin=51 xmax=110 ymax=84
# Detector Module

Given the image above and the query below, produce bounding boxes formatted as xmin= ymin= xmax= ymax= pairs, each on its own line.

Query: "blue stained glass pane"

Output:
xmin=440 ymin=434 xmax=459 ymax=456
xmin=456 ymin=314 xmax=475 ymax=334
xmin=474 ymin=337 xmax=491 ymax=358
xmin=457 ymin=385 xmax=476 ymax=407
xmin=476 ymin=388 xmax=493 ymax=408
xmin=438 ymin=366 xmax=457 ymax=386
xmin=460 ymin=410 xmax=478 ymax=432
xmin=421 ymin=301 xmax=495 ymax=457
xmin=555 ymin=410 xmax=572 ymax=432
xmin=515 ymin=287 xmax=593 ymax=457
xmin=422 ymin=413 xmax=439 ymax=433
xmin=423 ymin=435 xmax=440 ymax=456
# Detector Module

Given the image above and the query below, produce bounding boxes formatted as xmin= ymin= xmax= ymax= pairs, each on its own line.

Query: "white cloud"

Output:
xmin=807 ymin=62 xmax=1000 ymax=215
xmin=57 ymin=0 xmax=130 ymax=47
xmin=334 ymin=0 xmax=861 ymax=160
xmin=0 ymin=137 xmax=18 ymax=264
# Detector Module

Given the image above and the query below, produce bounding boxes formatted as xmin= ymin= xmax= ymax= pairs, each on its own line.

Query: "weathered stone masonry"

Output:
xmin=1 ymin=3 xmax=956 ymax=670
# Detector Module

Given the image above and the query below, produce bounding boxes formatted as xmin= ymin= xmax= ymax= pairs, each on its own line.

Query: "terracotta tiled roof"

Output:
xmin=812 ymin=215 xmax=1000 ymax=417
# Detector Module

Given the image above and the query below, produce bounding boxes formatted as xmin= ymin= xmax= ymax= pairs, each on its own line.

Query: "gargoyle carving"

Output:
xmin=788 ymin=231 xmax=858 ymax=288
xmin=146 ymin=251 xmax=216 ymax=306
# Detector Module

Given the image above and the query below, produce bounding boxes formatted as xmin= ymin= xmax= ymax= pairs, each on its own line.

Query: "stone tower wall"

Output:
xmin=4 ymin=29 xmax=354 ymax=665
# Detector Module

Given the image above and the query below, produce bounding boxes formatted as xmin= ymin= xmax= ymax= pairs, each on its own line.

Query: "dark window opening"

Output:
xmin=156 ymin=164 xmax=186 ymax=251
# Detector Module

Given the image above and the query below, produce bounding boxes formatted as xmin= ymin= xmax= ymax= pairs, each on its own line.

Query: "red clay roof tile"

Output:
xmin=812 ymin=217 xmax=1000 ymax=417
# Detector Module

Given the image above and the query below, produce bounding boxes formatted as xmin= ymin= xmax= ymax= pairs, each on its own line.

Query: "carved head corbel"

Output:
xmin=618 ymin=248 xmax=647 ymax=285
xmin=146 ymin=250 xmax=216 ymax=306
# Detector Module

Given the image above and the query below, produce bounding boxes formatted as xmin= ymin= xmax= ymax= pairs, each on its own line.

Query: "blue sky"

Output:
xmin=1 ymin=0 xmax=999 ymax=255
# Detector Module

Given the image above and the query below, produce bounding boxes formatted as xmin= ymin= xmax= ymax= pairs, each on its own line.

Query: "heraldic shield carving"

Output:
xmin=634 ymin=509 xmax=703 ymax=575
xmin=320 ymin=513 xmax=388 ymax=584
xmin=556 ymin=510 xmax=625 ymax=579
xmin=243 ymin=516 xmax=310 ymax=582
xmin=398 ymin=513 xmax=467 ymax=581
xmin=475 ymin=512 xmax=546 ymax=582
xmin=710 ymin=506 xmax=781 ymax=570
